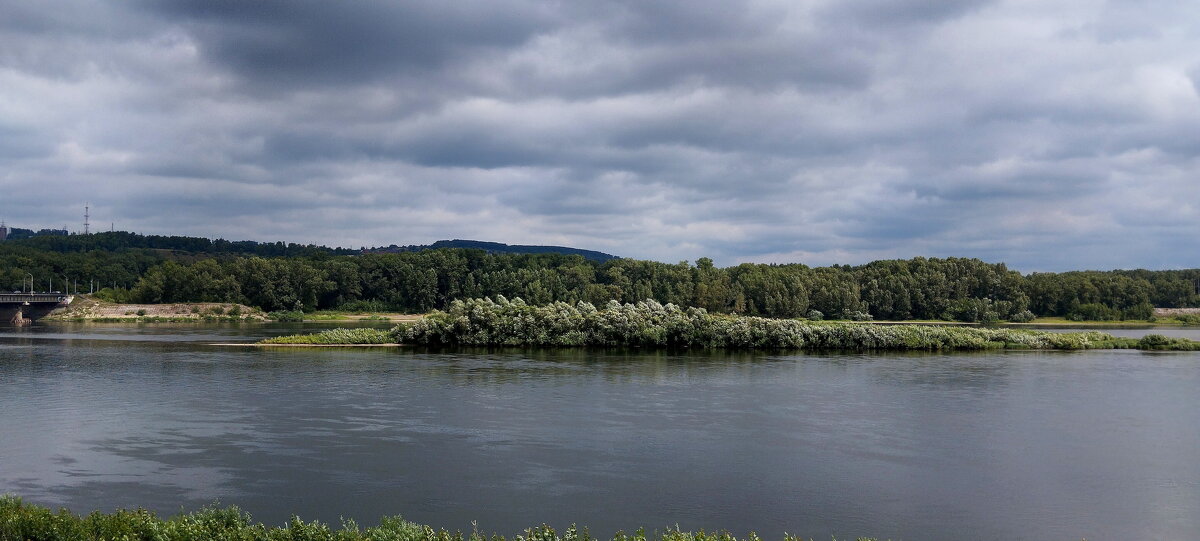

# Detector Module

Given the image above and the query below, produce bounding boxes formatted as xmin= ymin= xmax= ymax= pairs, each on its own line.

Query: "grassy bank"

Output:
xmin=301 ymin=311 xmax=423 ymax=322
xmin=260 ymin=328 xmax=395 ymax=345
xmin=259 ymin=298 xmax=1200 ymax=351
xmin=1024 ymin=315 xmax=1200 ymax=326
xmin=0 ymin=496 xmax=877 ymax=541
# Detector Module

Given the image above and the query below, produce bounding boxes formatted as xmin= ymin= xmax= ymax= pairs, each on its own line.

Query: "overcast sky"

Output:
xmin=1 ymin=0 xmax=1197 ymax=271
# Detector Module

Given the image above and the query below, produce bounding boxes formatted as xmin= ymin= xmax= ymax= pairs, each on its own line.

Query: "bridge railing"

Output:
xmin=0 ymin=293 xmax=74 ymax=304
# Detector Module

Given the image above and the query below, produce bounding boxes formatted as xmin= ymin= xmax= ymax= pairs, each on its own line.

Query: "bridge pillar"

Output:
xmin=6 ymin=305 xmax=30 ymax=326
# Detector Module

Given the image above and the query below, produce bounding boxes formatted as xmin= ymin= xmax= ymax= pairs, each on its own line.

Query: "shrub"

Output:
xmin=1067 ymin=303 xmax=1121 ymax=321
xmin=136 ymin=309 xmax=147 ymax=316
xmin=92 ymin=287 xmax=135 ymax=303
xmin=1137 ymin=334 xmax=1200 ymax=350
xmin=267 ymin=310 xmax=304 ymax=322
xmin=943 ymin=298 xmax=1007 ymax=323
xmin=805 ymin=310 xmax=824 ymax=321
xmin=1174 ymin=314 xmax=1200 ymax=325
xmin=1122 ymin=302 xmax=1155 ymax=321
xmin=337 ymin=299 xmax=393 ymax=313
xmin=1008 ymin=310 xmax=1036 ymax=323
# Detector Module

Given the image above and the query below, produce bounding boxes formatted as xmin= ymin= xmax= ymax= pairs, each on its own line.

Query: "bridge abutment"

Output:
xmin=0 ymin=294 xmax=72 ymax=325
xmin=1 ymin=305 xmax=29 ymax=326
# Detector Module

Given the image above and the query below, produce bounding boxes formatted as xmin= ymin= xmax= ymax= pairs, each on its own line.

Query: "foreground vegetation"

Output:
xmin=0 ymin=496 xmax=880 ymax=541
xmin=261 ymin=298 xmax=1200 ymax=351
xmin=3 ymin=230 xmax=1198 ymax=322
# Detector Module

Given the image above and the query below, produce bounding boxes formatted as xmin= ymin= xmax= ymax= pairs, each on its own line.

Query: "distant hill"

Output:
xmin=363 ymin=239 xmax=619 ymax=262
xmin=0 ymin=229 xmax=358 ymax=257
xmin=0 ymin=227 xmax=619 ymax=262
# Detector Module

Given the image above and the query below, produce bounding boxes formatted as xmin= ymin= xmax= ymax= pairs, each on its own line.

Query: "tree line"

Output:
xmin=3 ymin=235 xmax=1196 ymax=321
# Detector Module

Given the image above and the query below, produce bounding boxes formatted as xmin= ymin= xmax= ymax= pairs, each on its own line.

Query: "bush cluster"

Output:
xmin=1065 ymin=301 xmax=1156 ymax=322
xmin=337 ymin=299 xmax=396 ymax=313
xmin=1173 ymin=314 xmax=1200 ymax=325
xmin=1136 ymin=334 xmax=1200 ymax=350
xmin=267 ymin=310 xmax=305 ymax=322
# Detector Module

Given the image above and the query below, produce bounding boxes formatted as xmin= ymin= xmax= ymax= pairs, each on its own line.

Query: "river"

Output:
xmin=1 ymin=323 xmax=1197 ymax=540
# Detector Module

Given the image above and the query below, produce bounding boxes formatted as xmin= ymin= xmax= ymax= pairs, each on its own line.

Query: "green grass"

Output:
xmin=291 ymin=311 xmax=415 ymax=322
xmin=0 ymin=496 xmax=881 ymax=541
xmin=1027 ymin=315 xmax=1200 ymax=326
xmin=266 ymin=310 xmax=305 ymax=322
xmin=300 ymin=312 xmax=352 ymax=321
xmin=1171 ymin=314 xmax=1200 ymax=325
xmin=260 ymin=328 xmax=394 ymax=345
xmin=1027 ymin=317 xmax=1160 ymax=325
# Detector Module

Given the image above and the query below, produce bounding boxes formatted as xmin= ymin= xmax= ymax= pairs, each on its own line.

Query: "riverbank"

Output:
xmin=39 ymin=297 xmax=428 ymax=323
xmin=44 ymin=296 xmax=267 ymax=322
xmin=39 ymin=296 xmax=430 ymax=323
xmin=0 ymin=496 xmax=870 ymax=541
xmin=1019 ymin=316 xmax=1198 ymax=326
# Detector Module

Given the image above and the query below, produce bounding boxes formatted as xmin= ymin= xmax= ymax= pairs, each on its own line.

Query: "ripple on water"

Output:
xmin=0 ymin=325 xmax=1197 ymax=540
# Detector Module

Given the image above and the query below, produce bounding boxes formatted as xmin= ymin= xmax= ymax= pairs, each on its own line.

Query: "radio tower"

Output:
xmin=84 ymin=203 xmax=90 ymax=235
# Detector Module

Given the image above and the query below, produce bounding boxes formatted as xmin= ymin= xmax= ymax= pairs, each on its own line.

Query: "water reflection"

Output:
xmin=0 ymin=326 xmax=1197 ymax=541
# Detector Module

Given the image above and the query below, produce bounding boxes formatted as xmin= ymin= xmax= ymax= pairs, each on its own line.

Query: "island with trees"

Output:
xmin=256 ymin=297 xmax=1200 ymax=351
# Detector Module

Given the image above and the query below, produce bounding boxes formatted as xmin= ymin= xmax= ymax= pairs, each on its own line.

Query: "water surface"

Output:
xmin=1 ymin=323 xmax=1197 ymax=540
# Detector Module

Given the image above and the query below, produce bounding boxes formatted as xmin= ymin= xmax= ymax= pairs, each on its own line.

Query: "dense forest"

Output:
xmin=1 ymin=231 xmax=1197 ymax=321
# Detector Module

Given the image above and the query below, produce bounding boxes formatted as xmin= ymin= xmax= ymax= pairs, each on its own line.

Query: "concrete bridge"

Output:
xmin=1 ymin=293 xmax=74 ymax=325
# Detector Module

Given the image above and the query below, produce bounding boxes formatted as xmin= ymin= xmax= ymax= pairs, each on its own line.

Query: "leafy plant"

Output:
xmin=267 ymin=310 xmax=304 ymax=322
xmin=1008 ymin=310 xmax=1035 ymax=323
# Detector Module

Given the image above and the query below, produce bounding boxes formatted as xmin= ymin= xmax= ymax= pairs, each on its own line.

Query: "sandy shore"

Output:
xmin=47 ymin=298 xmax=266 ymax=321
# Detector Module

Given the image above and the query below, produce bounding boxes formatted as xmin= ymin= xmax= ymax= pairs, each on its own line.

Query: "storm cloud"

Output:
xmin=1 ymin=0 xmax=1197 ymax=270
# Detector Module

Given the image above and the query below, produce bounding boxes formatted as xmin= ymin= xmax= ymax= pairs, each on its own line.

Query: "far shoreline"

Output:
xmin=28 ymin=297 xmax=1198 ymax=328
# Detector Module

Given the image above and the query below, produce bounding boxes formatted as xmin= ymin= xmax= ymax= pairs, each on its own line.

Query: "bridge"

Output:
xmin=1 ymin=293 xmax=74 ymax=325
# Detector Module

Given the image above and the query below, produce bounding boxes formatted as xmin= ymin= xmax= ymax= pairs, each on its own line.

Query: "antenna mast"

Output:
xmin=84 ymin=203 xmax=90 ymax=235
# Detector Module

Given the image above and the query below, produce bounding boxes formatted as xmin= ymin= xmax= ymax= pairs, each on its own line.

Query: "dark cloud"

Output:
xmin=820 ymin=0 xmax=995 ymax=26
xmin=1 ymin=0 xmax=1198 ymax=271
xmin=142 ymin=0 xmax=554 ymax=89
